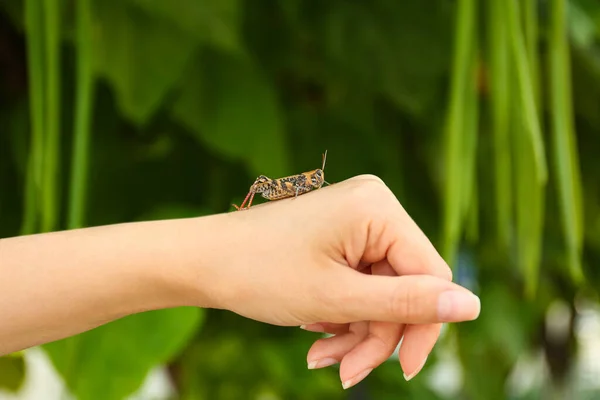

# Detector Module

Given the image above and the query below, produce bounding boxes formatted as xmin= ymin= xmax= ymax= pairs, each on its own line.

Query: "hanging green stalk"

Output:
xmin=506 ymin=0 xmax=547 ymax=186
xmin=548 ymin=0 xmax=584 ymax=283
xmin=68 ymin=0 xmax=95 ymax=229
xmin=523 ymin=0 xmax=541 ymax=110
xmin=506 ymin=0 xmax=546 ymax=297
xmin=512 ymin=107 xmax=545 ymax=298
xmin=22 ymin=0 xmax=46 ymax=235
xmin=64 ymin=1 xmax=95 ymax=386
xmin=41 ymin=0 xmax=61 ymax=232
xmin=461 ymin=52 xmax=480 ymax=245
xmin=441 ymin=0 xmax=478 ymax=266
xmin=487 ymin=0 xmax=512 ymax=248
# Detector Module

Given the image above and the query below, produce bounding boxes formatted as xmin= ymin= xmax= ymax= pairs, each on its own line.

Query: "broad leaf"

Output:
xmin=129 ymin=0 xmax=241 ymax=53
xmin=321 ymin=1 xmax=452 ymax=119
xmin=44 ymin=307 xmax=203 ymax=400
xmin=171 ymin=51 xmax=289 ymax=177
xmin=92 ymin=0 xmax=199 ymax=125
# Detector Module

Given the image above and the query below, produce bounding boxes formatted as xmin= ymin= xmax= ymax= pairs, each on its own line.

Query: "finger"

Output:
xmin=286 ymin=175 xmax=450 ymax=283
xmin=300 ymin=322 xmax=349 ymax=335
xmin=347 ymin=176 xmax=452 ymax=281
xmin=306 ymin=322 xmax=368 ymax=369
xmin=369 ymin=259 xmax=405 ymax=332
xmin=399 ymin=323 xmax=442 ymax=380
xmin=370 ymin=259 xmax=443 ymax=381
xmin=328 ymin=271 xmax=480 ymax=325
xmin=338 ymin=321 xmax=405 ymax=389
xmin=388 ymin=233 xmax=453 ymax=281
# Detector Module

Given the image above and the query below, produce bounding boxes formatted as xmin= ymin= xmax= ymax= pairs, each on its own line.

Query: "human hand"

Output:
xmin=195 ymin=175 xmax=481 ymax=389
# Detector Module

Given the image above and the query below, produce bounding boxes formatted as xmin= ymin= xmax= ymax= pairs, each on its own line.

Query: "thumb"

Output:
xmin=330 ymin=273 xmax=481 ymax=324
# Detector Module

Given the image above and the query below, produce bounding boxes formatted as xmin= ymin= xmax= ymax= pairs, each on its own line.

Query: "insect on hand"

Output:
xmin=232 ymin=151 xmax=331 ymax=211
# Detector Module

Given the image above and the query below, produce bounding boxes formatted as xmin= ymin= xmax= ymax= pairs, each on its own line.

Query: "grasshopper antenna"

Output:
xmin=322 ymin=150 xmax=331 ymax=186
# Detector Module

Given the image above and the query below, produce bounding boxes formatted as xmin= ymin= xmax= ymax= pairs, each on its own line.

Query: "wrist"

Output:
xmin=146 ymin=213 xmax=240 ymax=311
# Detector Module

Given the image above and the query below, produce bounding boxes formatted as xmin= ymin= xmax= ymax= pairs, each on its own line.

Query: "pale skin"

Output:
xmin=0 ymin=175 xmax=480 ymax=389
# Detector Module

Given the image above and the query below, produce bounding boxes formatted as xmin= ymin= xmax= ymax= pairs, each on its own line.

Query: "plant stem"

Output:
xmin=41 ymin=0 xmax=61 ymax=232
xmin=68 ymin=0 xmax=95 ymax=229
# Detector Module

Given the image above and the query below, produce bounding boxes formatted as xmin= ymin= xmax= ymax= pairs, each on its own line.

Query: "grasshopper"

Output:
xmin=232 ymin=151 xmax=330 ymax=211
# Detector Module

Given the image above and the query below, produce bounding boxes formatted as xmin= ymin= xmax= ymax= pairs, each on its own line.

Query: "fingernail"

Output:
xmin=342 ymin=368 xmax=373 ymax=389
xmin=300 ymin=324 xmax=324 ymax=332
xmin=403 ymin=356 xmax=428 ymax=381
xmin=307 ymin=358 xmax=338 ymax=369
xmin=438 ymin=290 xmax=481 ymax=321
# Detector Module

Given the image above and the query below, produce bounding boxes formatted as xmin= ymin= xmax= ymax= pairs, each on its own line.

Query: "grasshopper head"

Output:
xmin=251 ymin=175 xmax=271 ymax=193
xmin=310 ymin=169 xmax=324 ymax=188
xmin=309 ymin=150 xmax=328 ymax=188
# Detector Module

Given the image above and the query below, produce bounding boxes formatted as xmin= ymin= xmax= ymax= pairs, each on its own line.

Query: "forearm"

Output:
xmin=0 ymin=215 xmax=226 ymax=355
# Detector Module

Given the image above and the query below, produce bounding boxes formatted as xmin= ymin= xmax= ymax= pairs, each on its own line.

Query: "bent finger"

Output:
xmin=399 ymin=323 xmax=442 ymax=380
xmin=338 ymin=321 xmax=405 ymax=389
xmin=370 ymin=258 xmax=442 ymax=381
xmin=306 ymin=322 xmax=368 ymax=369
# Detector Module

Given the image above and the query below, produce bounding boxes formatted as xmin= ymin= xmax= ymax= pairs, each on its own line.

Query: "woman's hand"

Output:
xmin=197 ymin=175 xmax=480 ymax=389
xmin=0 ymin=174 xmax=479 ymax=389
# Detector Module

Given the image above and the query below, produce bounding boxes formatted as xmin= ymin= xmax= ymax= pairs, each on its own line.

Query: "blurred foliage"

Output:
xmin=1 ymin=0 xmax=600 ymax=399
xmin=0 ymin=352 xmax=25 ymax=392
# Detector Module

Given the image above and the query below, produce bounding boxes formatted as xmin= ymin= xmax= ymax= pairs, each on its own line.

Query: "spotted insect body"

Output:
xmin=232 ymin=151 xmax=329 ymax=211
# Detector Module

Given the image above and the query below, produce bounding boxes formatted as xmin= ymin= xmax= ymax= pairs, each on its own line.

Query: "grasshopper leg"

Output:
xmin=232 ymin=189 xmax=254 ymax=211
xmin=245 ymin=192 xmax=257 ymax=209
xmin=233 ymin=190 xmax=258 ymax=211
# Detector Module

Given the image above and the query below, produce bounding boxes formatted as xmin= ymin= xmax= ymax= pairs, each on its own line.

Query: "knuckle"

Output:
xmin=389 ymin=283 xmax=415 ymax=320
xmin=345 ymin=175 xmax=394 ymax=209
xmin=368 ymin=333 xmax=389 ymax=352
xmin=311 ymin=280 xmax=349 ymax=323
xmin=445 ymin=267 xmax=453 ymax=281
xmin=352 ymin=174 xmax=386 ymax=186
xmin=433 ymin=254 xmax=453 ymax=281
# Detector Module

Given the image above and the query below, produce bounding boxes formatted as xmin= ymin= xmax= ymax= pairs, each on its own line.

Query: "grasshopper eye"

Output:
xmin=311 ymin=170 xmax=323 ymax=186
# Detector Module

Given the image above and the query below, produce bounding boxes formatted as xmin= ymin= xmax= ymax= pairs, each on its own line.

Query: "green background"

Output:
xmin=1 ymin=0 xmax=600 ymax=399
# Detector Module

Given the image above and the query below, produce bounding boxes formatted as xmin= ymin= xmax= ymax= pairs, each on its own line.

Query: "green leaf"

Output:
xmin=512 ymin=97 xmax=545 ymax=298
xmin=548 ymin=0 xmax=585 ymax=283
xmin=505 ymin=0 xmax=547 ymax=185
xmin=129 ymin=0 xmax=242 ymax=53
xmin=505 ymin=0 xmax=547 ymax=296
xmin=40 ymin=0 xmax=63 ymax=233
xmin=136 ymin=204 xmax=212 ymax=221
xmin=175 ymin=327 xmax=342 ymax=400
xmin=0 ymin=354 xmax=26 ymax=392
xmin=171 ymin=51 xmax=290 ymax=177
xmin=441 ymin=0 xmax=478 ymax=266
xmin=487 ymin=0 xmax=513 ymax=249
xmin=522 ymin=0 xmax=541 ymax=110
xmin=92 ymin=0 xmax=199 ymax=125
xmin=23 ymin=0 xmax=46 ymax=235
xmin=321 ymin=2 xmax=452 ymax=118
xmin=68 ymin=0 xmax=96 ymax=230
xmin=43 ymin=307 xmax=203 ymax=400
